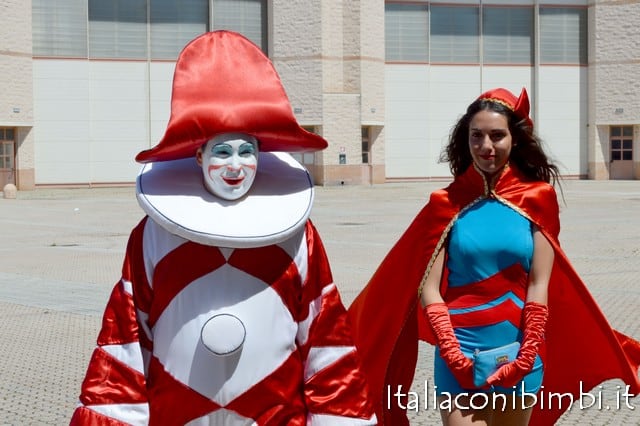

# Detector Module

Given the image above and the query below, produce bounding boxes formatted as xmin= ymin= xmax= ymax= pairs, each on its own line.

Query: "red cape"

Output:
xmin=348 ymin=165 xmax=640 ymax=425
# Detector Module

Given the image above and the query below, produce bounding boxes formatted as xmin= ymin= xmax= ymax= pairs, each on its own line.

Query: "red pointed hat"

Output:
xmin=136 ymin=30 xmax=328 ymax=163
xmin=476 ymin=87 xmax=534 ymax=129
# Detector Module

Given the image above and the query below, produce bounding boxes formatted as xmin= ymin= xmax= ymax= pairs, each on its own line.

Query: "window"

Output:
xmin=385 ymin=3 xmax=429 ymax=62
xmin=483 ymin=7 xmax=533 ymax=65
xmin=1 ymin=129 xmax=15 ymax=141
xmin=212 ymin=0 xmax=267 ymax=52
xmin=151 ymin=0 xmax=209 ymax=60
xmin=34 ymin=1 xmax=268 ymax=60
xmin=384 ymin=3 xmax=589 ymax=66
xmin=0 ymin=129 xmax=15 ymax=171
xmin=0 ymin=143 xmax=15 ymax=171
xmin=430 ymin=5 xmax=479 ymax=64
xmin=362 ymin=127 xmax=370 ymax=164
xmin=89 ymin=0 xmax=147 ymax=59
xmin=610 ymin=126 xmax=633 ymax=161
xmin=32 ymin=0 xmax=87 ymax=57
xmin=539 ymin=7 xmax=587 ymax=65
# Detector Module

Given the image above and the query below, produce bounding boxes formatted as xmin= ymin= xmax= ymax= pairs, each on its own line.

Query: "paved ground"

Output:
xmin=1 ymin=179 xmax=639 ymax=425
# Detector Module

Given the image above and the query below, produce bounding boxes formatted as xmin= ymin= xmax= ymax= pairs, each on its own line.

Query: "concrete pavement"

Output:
xmin=1 ymin=179 xmax=639 ymax=425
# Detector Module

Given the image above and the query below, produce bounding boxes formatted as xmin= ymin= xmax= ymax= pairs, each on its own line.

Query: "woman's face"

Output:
xmin=196 ymin=133 xmax=259 ymax=200
xmin=468 ymin=109 xmax=513 ymax=176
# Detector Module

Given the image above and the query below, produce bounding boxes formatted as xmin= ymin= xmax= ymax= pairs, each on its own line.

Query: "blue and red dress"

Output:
xmin=435 ymin=198 xmax=543 ymax=394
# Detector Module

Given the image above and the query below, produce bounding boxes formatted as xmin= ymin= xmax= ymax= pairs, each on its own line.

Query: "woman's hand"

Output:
xmin=486 ymin=302 xmax=548 ymax=387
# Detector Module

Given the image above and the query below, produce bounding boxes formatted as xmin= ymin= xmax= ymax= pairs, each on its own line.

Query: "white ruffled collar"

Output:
xmin=136 ymin=152 xmax=313 ymax=248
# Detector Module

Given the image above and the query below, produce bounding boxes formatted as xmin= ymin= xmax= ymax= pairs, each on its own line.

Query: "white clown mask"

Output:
xmin=197 ymin=133 xmax=259 ymax=200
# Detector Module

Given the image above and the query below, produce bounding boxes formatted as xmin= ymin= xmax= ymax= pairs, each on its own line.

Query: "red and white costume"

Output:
xmin=71 ymin=31 xmax=375 ymax=425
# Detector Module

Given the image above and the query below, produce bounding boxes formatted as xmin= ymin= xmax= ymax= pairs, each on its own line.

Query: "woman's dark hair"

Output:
xmin=441 ymin=99 xmax=561 ymax=185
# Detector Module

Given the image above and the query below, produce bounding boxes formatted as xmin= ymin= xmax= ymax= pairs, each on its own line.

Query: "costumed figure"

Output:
xmin=71 ymin=31 xmax=376 ymax=425
xmin=348 ymin=87 xmax=640 ymax=425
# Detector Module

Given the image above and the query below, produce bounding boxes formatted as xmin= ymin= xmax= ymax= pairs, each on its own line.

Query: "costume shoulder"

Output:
xmin=494 ymin=168 xmax=560 ymax=239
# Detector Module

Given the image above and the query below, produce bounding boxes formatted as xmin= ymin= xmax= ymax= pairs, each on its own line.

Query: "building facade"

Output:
xmin=1 ymin=0 xmax=35 ymax=189
xmin=0 ymin=0 xmax=638 ymax=190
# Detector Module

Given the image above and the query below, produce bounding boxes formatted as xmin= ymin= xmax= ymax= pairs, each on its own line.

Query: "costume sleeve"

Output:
xmin=296 ymin=221 xmax=377 ymax=425
xmin=70 ymin=218 xmax=152 ymax=425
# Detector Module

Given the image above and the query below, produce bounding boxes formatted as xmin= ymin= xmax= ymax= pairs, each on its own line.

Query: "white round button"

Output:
xmin=201 ymin=313 xmax=246 ymax=356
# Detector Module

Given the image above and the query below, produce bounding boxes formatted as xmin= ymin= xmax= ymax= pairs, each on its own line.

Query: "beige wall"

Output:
xmin=0 ymin=0 xmax=35 ymax=189
xmin=22 ymin=1 xmax=640 ymax=185
xmin=271 ymin=0 xmax=386 ymax=185
xmin=588 ymin=0 xmax=640 ymax=179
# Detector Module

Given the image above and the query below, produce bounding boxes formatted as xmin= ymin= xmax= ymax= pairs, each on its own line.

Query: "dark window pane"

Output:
xmin=5 ymin=129 xmax=14 ymax=140
xmin=539 ymin=7 xmax=587 ymax=64
xmin=622 ymin=151 xmax=632 ymax=160
xmin=483 ymin=7 xmax=533 ymax=64
xmin=89 ymin=0 xmax=147 ymax=58
xmin=623 ymin=126 xmax=633 ymax=137
xmin=33 ymin=0 xmax=88 ymax=57
xmin=612 ymin=151 xmax=621 ymax=160
xmin=623 ymin=140 xmax=632 ymax=150
xmin=431 ymin=5 xmax=479 ymax=63
xmin=212 ymin=0 xmax=268 ymax=53
xmin=151 ymin=0 xmax=209 ymax=60
xmin=611 ymin=139 xmax=621 ymax=150
xmin=611 ymin=126 xmax=621 ymax=137
xmin=385 ymin=3 xmax=429 ymax=62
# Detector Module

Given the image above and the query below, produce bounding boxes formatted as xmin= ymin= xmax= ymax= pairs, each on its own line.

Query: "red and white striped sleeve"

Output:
xmin=297 ymin=221 xmax=377 ymax=425
xmin=71 ymin=218 xmax=152 ymax=425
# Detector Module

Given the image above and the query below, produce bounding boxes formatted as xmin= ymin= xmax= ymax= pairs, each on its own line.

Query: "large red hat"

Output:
xmin=136 ymin=31 xmax=327 ymax=163
xmin=476 ymin=87 xmax=534 ymax=129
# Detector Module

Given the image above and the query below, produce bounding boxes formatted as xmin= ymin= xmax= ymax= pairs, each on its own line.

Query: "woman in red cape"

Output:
xmin=348 ymin=88 xmax=640 ymax=425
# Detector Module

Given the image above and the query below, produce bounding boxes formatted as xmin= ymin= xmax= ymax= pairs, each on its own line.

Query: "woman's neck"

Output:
xmin=473 ymin=163 xmax=508 ymax=190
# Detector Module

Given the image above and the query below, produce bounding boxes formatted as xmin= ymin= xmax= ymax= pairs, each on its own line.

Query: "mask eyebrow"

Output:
xmin=211 ymin=143 xmax=232 ymax=153
xmin=239 ymin=142 xmax=256 ymax=152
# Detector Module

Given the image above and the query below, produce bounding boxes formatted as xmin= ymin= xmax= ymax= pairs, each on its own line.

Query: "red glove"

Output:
xmin=487 ymin=302 xmax=548 ymax=388
xmin=424 ymin=303 xmax=475 ymax=389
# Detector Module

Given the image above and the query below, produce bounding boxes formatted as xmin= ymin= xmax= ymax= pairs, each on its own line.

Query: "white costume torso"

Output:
xmin=72 ymin=154 xmax=376 ymax=425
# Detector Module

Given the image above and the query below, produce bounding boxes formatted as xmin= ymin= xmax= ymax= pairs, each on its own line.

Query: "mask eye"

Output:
xmin=212 ymin=144 xmax=232 ymax=157
xmin=238 ymin=143 xmax=256 ymax=156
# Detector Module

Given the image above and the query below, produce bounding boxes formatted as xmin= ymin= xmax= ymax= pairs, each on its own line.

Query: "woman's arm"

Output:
xmin=486 ymin=225 xmax=554 ymax=388
xmin=526 ymin=226 xmax=554 ymax=304
xmin=420 ymin=248 xmax=446 ymax=307
xmin=420 ymin=247 xmax=476 ymax=389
